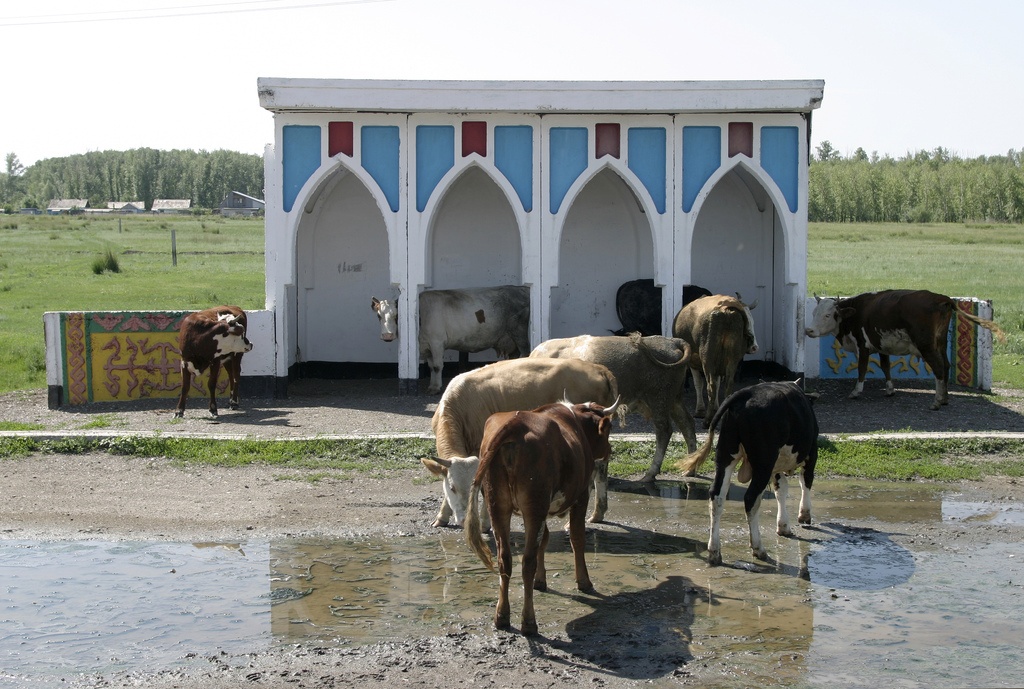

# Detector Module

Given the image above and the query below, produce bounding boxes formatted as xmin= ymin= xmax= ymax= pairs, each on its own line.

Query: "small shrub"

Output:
xmin=92 ymin=248 xmax=121 ymax=274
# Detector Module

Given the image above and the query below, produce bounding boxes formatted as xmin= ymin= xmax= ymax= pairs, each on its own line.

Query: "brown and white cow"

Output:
xmin=805 ymin=290 xmax=1004 ymax=410
xmin=679 ymin=380 xmax=818 ymax=566
xmin=465 ymin=398 xmax=619 ymax=635
xmin=174 ymin=306 xmax=253 ymax=418
xmin=420 ymin=357 xmax=619 ymax=527
xmin=371 ymin=285 xmax=531 ymax=394
xmin=672 ymin=294 xmax=758 ymax=425
xmin=530 ymin=333 xmax=697 ymax=482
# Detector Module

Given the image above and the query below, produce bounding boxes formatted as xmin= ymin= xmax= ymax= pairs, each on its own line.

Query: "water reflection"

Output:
xmin=1 ymin=479 xmax=1022 ymax=687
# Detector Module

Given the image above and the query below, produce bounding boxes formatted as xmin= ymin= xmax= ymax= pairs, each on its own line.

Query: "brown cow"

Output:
xmin=174 ymin=306 xmax=253 ymax=418
xmin=805 ymin=290 xmax=1004 ymax=410
xmin=672 ymin=294 xmax=758 ymax=425
xmin=465 ymin=398 xmax=619 ymax=636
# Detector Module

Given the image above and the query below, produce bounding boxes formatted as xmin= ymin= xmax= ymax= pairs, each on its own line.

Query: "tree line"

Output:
xmin=1 ymin=148 xmax=263 ymax=212
xmin=809 ymin=142 xmax=1024 ymax=224
xmin=5 ymin=144 xmax=1024 ymax=223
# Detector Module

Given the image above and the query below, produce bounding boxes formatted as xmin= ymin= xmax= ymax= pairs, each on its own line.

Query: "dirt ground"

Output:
xmin=2 ymin=376 xmax=1024 ymax=688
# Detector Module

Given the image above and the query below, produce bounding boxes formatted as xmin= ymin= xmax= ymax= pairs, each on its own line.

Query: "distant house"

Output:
xmin=219 ymin=191 xmax=265 ymax=217
xmin=47 ymin=199 xmax=89 ymax=215
xmin=19 ymin=208 xmax=41 ymax=215
xmin=107 ymin=201 xmax=146 ymax=213
xmin=152 ymin=199 xmax=191 ymax=214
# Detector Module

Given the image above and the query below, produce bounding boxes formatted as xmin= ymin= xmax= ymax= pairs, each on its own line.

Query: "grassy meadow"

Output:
xmin=0 ymin=216 xmax=1022 ymax=393
xmin=0 ymin=214 xmax=265 ymax=391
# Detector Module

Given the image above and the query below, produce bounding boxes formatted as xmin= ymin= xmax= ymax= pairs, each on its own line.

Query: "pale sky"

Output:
xmin=3 ymin=0 xmax=1022 ymax=167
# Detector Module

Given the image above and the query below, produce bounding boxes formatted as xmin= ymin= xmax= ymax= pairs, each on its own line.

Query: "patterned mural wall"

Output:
xmin=816 ymin=298 xmax=993 ymax=389
xmin=58 ymin=310 xmax=225 ymax=405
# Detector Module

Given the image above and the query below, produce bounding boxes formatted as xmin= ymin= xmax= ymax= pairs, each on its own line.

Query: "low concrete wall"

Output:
xmin=43 ymin=309 xmax=278 ymax=409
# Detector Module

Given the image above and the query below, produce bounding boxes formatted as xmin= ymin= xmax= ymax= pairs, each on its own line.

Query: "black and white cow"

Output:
xmin=678 ymin=380 xmax=818 ymax=566
xmin=372 ymin=286 xmax=531 ymax=394
xmin=805 ymin=290 xmax=1004 ymax=410
xmin=611 ymin=280 xmax=712 ymax=337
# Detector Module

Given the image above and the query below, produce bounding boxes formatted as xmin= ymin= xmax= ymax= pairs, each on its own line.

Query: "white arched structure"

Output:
xmin=259 ymin=79 xmax=824 ymax=394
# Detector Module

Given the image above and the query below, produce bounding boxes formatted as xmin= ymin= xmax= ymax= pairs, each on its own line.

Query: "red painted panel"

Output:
xmin=596 ymin=123 xmax=620 ymax=158
xmin=462 ymin=121 xmax=487 ymax=157
xmin=728 ymin=122 xmax=753 ymax=158
xmin=328 ymin=121 xmax=354 ymax=158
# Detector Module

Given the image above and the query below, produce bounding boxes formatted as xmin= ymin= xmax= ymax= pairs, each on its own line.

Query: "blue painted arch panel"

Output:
xmin=494 ymin=125 xmax=534 ymax=212
xmin=416 ymin=125 xmax=455 ymax=212
xmin=282 ymin=125 xmax=321 ymax=213
xmin=549 ymin=127 xmax=588 ymax=215
xmin=627 ymin=127 xmax=666 ymax=214
xmin=761 ymin=126 xmax=799 ymax=212
xmin=361 ymin=126 xmax=401 ymax=212
xmin=682 ymin=126 xmax=721 ymax=213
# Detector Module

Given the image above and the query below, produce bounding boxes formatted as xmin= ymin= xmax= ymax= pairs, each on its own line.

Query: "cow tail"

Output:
xmin=954 ymin=308 xmax=1006 ymax=343
xmin=633 ymin=332 xmax=691 ymax=368
xmin=678 ymin=427 xmax=715 ymax=475
xmin=465 ymin=479 xmax=495 ymax=573
xmin=676 ymin=395 xmax=729 ymax=475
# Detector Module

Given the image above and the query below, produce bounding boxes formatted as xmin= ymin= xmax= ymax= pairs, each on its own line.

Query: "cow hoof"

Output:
xmin=640 ymin=472 xmax=658 ymax=483
xmin=495 ymin=616 xmax=511 ymax=631
xmin=777 ymin=526 xmax=794 ymax=538
xmin=430 ymin=519 xmax=449 ymax=528
xmin=753 ymin=548 xmax=770 ymax=562
xmin=578 ymin=582 xmax=595 ymax=595
xmin=707 ymin=551 xmax=722 ymax=567
xmin=798 ymin=511 xmax=811 ymax=525
xmin=229 ymin=402 xmax=240 ymax=410
xmin=587 ymin=513 xmax=605 ymax=524
xmin=173 ymin=410 xmax=184 ymax=419
xmin=847 ymin=392 xmax=861 ymax=400
xmin=521 ymin=621 xmax=539 ymax=637
xmin=533 ymin=580 xmax=547 ymax=592
xmin=929 ymin=402 xmax=942 ymax=411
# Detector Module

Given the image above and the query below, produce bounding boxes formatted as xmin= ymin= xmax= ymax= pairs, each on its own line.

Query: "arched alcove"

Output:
xmin=426 ymin=166 xmax=522 ymax=289
xmin=550 ymin=168 xmax=654 ymax=338
xmin=295 ymin=167 xmax=393 ymax=372
xmin=690 ymin=165 xmax=782 ymax=362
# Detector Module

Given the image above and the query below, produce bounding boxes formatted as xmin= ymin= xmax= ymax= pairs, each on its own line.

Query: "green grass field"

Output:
xmin=0 ymin=214 xmax=265 ymax=391
xmin=0 ymin=216 xmax=1021 ymax=393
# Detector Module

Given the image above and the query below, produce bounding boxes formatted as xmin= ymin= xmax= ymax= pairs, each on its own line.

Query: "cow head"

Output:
xmin=216 ymin=315 xmax=253 ymax=355
xmin=805 ymin=296 xmax=844 ymax=338
xmin=565 ymin=396 xmax=621 ymax=462
xmin=371 ymin=297 xmax=398 ymax=342
xmin=420 ymin=455 xmax=480 ymax=526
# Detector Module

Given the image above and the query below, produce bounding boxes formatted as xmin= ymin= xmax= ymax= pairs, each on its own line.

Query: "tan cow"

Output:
xmin=465 ymin=398 xmax=619 ymax=635
xmin=672 ymin=294 xmax=758 ymax=425
xmin=420 ymin=357 xmax=619 ymax=528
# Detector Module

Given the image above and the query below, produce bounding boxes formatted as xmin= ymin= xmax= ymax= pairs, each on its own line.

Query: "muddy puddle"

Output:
xmin=2 ymin=479 xmax=1024 ymax=687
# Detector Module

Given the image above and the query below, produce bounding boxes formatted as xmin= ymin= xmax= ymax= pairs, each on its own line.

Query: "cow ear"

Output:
xmin=371 ymin=297 xmax=380 ymax=310
xmin=420 ymin=456 xmax=450 ymax=476
xmin=838 ymin=306 xmax=856 ymax=320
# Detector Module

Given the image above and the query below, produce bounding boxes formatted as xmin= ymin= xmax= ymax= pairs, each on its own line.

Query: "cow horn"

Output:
xmin=426 ymin=456 xmax=452 ymax=468
xmin=814 ymin=293 xmax=822 ymax=303
xmin=747 ymin=299 xmax=759 ymax=310
xmin=602 ymin=396 xmax=622 ymax=416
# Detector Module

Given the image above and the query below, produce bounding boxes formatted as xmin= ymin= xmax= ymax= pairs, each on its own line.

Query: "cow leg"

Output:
xmin=174 ymin=362 xmax=194 ymax=418
xmin=426 ymin=345 xmax=443 ymax=394
xmin=431 ymin=497 xmax=453 ymax=527
xmin=226 ymin=353 xmax=242 ymax=409
xmin=704 ymin=374 xmax=723 ymax=426
xmin=922 ymin=346 xmax=950 ymax=410
xmin=707 ymin=459 xmax=737 ymax=566
xmin=691 ymin=367 xmax=708 ymax=418
xmin=671 ymin=402 xmax=698 ymax=454
xmin=568 ymin=502 xmax=594 ymax=594
xmin=205 ymin=359 xmax=222 ymax=417
xmin=797 ymin=469 xmax=813 ymax=525
xmin=519 ymin=518 xmax=546 ymax=636
xmin=642 ymin=415 xmax=673 ymax=482
xmin=744 ymin=482 xmax=770 ymax=562
xmin=774 ymin=473 xmax=793 ymax=537
xmin=850 ymin=350 xmax=871 ymax=399
xmin=879 ymin=353 xmax=895 ymax=397
xmin=589 ymin=459 xmax=609 ymax=523
xmin=492 ymin=518 xmax=513 ymax=631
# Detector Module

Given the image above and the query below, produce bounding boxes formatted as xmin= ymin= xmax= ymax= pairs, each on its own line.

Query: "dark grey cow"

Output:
xmin=531 ymin=332 xmax=697 ymax=482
